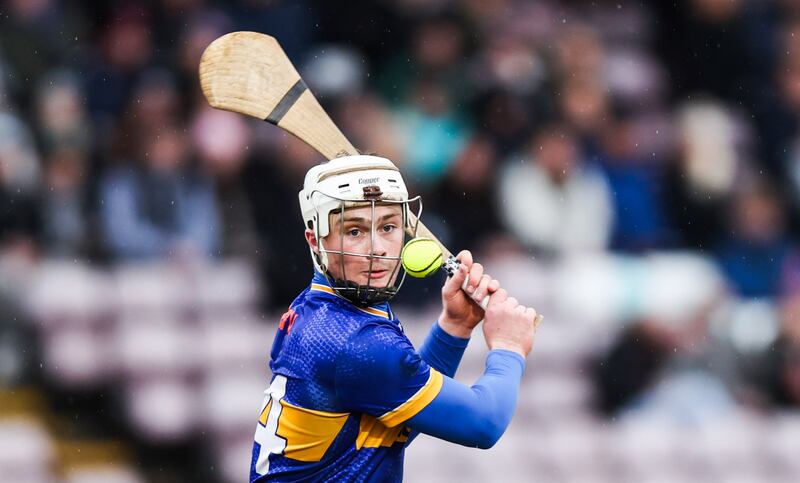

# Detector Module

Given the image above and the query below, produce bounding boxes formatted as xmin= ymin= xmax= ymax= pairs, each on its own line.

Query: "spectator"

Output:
xmin=392 ymin=78 xmax=471 ymax=189
xmin=470 ymin=89 xmax=534 ymax=157
xmin=597 ymin=111 xmax=676 ymax=252
xmin=0 ymin=111 xmax=41 ymax=252
xmin=429 ymin=134 xmax=502 ymax=251
xmin=759 ymin=291 xmax=800 ymax=408
xmin=34 ymin=71 xmax=91 ymax=154
xmin=498 ymin=122 xmax=613 ymax=257
xmin=31 ymin=71 xmax=92 ymax=257
xmin=336 ymin=93 xmax=403 ymax=162
xmin=593 ymin=321 xmax=670 ymax=415
xmin=85 ymin=4 xmax=154 ymax=128
xmin=98 ymin=126 xmax=219 ymax=260
xmin=243 ymin=135 xmax=321 ymax=309
xmin=560 ymin=76 xmax=610 ymax=152
xmin=175 ymin=8 xmax=233 ymax=100
xmin=594 ymin=301 xmax=739 ymax=422
xmin=0 ymin=0 xmax=84 ymax=110
xmin=751 ymin=21 xmax=800 ymax=184
xmin=474 ymin=31 xmax=543 ymax=98
xmin=40 ymin=149 xmax=87 ymax=257
xmin=0 ymin=111 xmax=41 ymax=194
xmin=192 ymin=106 xmax=260 ymax=259
xmin=378 ymin=14 xmax=470 ymax=106
xmin=654 ymin=0 xmax=763 ymax=107
xmin=715 ymin=181 xmax=794 ymax=298
xmin=665 ymin=101 xmax=740 ymax=250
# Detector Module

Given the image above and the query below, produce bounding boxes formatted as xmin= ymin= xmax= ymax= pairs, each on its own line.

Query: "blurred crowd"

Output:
xmin=2 ymin=0 xmax=800 ymax=482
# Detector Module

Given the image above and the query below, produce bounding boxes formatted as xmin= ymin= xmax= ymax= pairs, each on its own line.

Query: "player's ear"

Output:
xmin=305 ymin=229 xmax=319 ymax=253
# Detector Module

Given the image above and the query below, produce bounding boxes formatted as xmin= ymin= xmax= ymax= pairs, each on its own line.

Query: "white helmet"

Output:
xmin=298 ymin=155 xmax=421 ymax=305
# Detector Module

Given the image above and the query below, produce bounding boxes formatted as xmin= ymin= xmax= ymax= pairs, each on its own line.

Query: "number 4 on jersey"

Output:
xmin=254 ymin=375 xmax=288 ymax=475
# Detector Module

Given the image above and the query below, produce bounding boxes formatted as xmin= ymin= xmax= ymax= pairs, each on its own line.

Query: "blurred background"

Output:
xmin=1 ymin=0 xmax=800 ymax=481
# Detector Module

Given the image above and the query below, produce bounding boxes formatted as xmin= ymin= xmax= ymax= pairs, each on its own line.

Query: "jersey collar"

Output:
xmin=310 ymin=271 xmax=392 ymax=320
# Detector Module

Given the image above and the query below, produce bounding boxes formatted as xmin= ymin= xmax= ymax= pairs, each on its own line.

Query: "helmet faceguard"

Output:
xmin=314 ymin=196 xmax=421 ymax=305
xmin=299 ymin=155 xmax=422 ymax=306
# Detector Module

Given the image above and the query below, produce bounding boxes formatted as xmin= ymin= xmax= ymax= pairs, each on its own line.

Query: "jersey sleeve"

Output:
xmin=334 ymin=322 xmax=443 ymax=428
xmin=407 ymin=349 xmax=525 ymax=449
xmin=418 ymin=320 xmax=470 ymax=377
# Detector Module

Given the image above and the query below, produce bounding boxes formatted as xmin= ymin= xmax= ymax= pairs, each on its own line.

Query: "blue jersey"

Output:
xmin=251 ymin=272 xmax=443 ymax=482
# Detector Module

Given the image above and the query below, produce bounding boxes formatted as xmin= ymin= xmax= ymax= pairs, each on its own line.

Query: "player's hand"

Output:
xmin=438 ymin=250 xmax=500 ymax=338
xmin=482 ymin=288 xmax=539 ymax=358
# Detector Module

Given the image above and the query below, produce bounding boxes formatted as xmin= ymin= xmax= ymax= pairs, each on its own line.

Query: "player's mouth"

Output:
xmin=364 ymin=269 xmax=389 ymax=280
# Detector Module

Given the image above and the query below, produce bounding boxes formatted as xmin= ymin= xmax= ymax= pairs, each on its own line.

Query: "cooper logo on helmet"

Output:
xmin=359 ymin=177 xmax=380 ymax=185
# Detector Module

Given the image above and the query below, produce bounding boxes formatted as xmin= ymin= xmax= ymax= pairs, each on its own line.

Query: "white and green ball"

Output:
xmin=401 ymin=238 xmax=443 ymax=278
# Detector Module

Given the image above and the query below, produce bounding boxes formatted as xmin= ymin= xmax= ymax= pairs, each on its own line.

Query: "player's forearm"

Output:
xmin=407 ymin=349 xmax=525 ymax=449
xmin=406 ymin=317 xmax=469 ymax=448
xmin=418 ymin=320 xmax=470 ymax=378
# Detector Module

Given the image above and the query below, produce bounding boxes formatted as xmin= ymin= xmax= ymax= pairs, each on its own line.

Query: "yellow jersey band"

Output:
xmin=378 ymin=369 xmax=444 ymax=428
xmin=277 ymin=400 xmax=350 ymax=462
xmin=355 ymin=415 xmax=409 ymax=450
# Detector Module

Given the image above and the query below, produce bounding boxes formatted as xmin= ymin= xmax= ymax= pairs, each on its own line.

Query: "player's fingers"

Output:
xmin=464 ymin=262 xmax=484 ymax=293
xmin=443 ymin=261 xmax=468 ymax=298
xmin=455 ymin=250 xmax=474 ymax=292
xmin=524 ymin=307 xmax=540 ymax=326
xmin=472 ymin=274 xmax=492 ymax=303
xmin=505 ymin=296 xmax=519 ymax=309
xmin=514 ymin=304 xmax=526 ymax=314
xmin=487 ymin=278 xmax=500 ymax=294
xmin=488 ymin=287 xmax=508 ymax=306
xmin=456 ymin=250 xmax=473 ymax=269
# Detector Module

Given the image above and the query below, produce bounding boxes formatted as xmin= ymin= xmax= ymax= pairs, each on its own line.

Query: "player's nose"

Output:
xmin=370 ymin=230 xmax=388 ymax=256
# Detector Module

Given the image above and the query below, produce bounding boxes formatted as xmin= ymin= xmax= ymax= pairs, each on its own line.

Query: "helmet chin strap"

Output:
xmin=324 ymin=272 xmax=399 ymax=306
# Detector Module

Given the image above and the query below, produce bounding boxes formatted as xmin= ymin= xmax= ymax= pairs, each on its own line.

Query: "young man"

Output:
xmin=251 ymin=155 xmax=539 ymax=482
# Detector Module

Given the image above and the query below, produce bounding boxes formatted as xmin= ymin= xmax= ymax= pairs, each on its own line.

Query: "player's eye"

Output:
xmin=382 ymin=224 xmax=397 ymax=233
xmin=347 ymin=228 xmax=361 ymax=237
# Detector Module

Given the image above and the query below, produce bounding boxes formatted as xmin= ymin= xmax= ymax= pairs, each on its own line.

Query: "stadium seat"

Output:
xmin=25 ymin=261 xmax=113 ymax=326
xmin=199 ymin=313 xmax=273 ymax=370
xmin=114 ymin=263 xmax=190 ymax=316
xmin=114 ymin=315 xmax=200 ymax=377
xmin=0 ymin=418 xmax=55 ymax=480
xmin=194 ymin=260 xmax=261 ymax=314
xmin=201 ymin=368 xmax=266 ymax=436
xmin=41 ymin=324 xmax=111 ymax=387
xmin=124 ymin=376 xmax=196 ymax=442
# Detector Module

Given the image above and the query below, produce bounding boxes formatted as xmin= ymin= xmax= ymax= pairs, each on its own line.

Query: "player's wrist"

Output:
xmin=437 ymin=311 xmax=474 ymax=339
xmin=487 ymin=340 xmax=527 ymax=358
